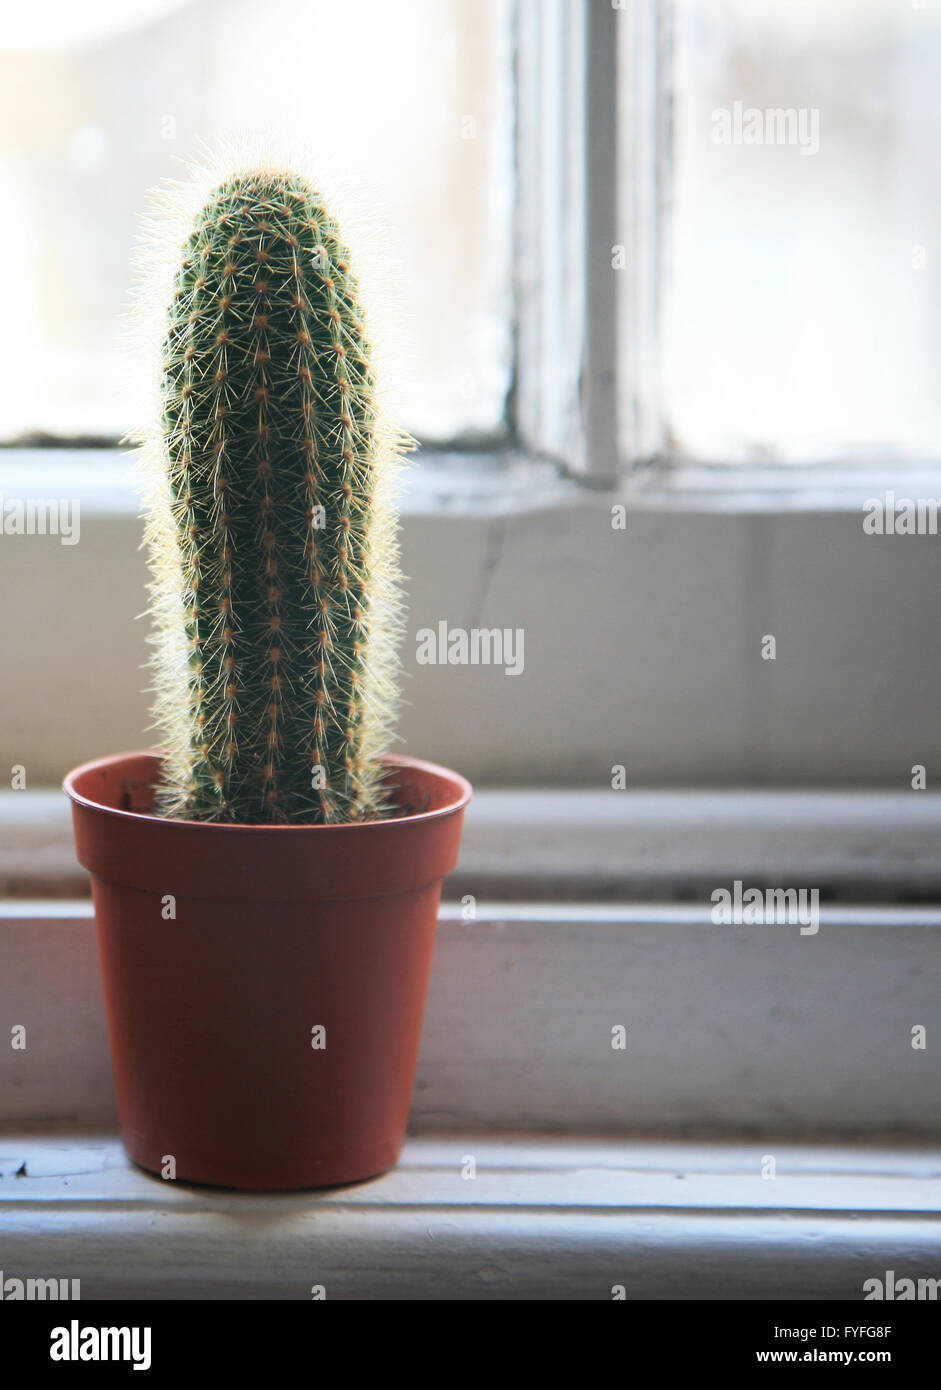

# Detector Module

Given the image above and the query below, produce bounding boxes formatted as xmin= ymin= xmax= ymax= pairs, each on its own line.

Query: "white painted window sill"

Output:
xmin=1 ymin=1129 xmax=939 ymax=1299
xmin=3 ymin=789 xmax=940 ymax=1297
xmin=3 ymin=788 xmax=941 ymax=1135
xmin=6 ymin=785 xmax=941 ymax=901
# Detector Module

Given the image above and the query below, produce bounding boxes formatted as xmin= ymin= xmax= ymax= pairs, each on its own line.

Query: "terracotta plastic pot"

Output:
xmin=63 ymin=750 xmax=471 ymax=1191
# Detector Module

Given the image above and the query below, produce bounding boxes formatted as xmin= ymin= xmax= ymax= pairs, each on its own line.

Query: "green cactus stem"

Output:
xmin=141 ymin=167 xmax=406 ymax=823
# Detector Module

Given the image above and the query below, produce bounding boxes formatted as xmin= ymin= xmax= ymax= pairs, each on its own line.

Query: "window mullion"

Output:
xmin=515 ymin=0 xmax=589 ymax=475
xmin=616 ymin=0 xmax=669 ymax=471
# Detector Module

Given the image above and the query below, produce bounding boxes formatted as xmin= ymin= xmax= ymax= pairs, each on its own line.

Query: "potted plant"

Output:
xmin=64 ymin=162 xmax=471 ymax=1191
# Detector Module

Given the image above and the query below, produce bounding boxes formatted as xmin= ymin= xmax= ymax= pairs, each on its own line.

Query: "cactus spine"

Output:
xmin=142 ymin=167 xmax=405 ymax=824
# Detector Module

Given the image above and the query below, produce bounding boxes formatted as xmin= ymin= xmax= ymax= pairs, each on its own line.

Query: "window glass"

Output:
xmin=663 ymin=0 xmax=941 ymax=463
xmin=0 ymin=0 xmax=514 ymax=445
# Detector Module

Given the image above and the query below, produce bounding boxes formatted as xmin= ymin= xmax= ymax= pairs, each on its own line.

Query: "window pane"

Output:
xmin=0 ymin=0 xmax=513 ymax=444
xmin=663 ymin=0 xmax=941 ymax=463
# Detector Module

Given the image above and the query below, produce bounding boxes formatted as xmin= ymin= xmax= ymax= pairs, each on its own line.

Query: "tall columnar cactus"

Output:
xmin=141 ymin=167 xmax=406 ymax=824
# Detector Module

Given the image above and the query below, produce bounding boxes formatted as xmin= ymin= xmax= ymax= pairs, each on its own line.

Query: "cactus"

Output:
xmin=140 ymin=166 xmax=407 ymax=824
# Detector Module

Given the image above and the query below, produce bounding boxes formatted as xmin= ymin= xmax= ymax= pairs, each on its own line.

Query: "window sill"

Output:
xmin=1 ymin=1128 xmax=938 ymax=1299
xmin=5 ymin=786 xmax=941 ymax=902
xmin=627 ymin=461 xmax=941 ymax=514
xmin=2 ymin=787 xmax=940 ymax=1137
xmin=7 ymin=447 xmax=939 ymax=516
xmin=0 ymin=447 xmax=582 ymax=520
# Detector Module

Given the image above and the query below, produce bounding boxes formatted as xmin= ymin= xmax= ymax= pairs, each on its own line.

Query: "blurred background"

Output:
xmin=3 ymin=0 xmax=941 ymax=463
xmin=2 ymin=0 xmax=941 ymax=789
xmin=666 ymin=0 xmax=941 ymax=464
xmin=0 ymin=0 xmax=513 ymax=446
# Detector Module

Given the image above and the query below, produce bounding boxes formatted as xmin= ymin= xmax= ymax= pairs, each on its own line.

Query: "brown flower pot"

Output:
xmin=63 ymin=750 xmax=471 ymax=1191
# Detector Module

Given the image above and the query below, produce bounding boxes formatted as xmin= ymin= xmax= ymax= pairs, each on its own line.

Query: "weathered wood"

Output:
xmin=5 ymin=788 xmax=941 ymax=899
xmin=1 ymin=1130 xmax=939 ymax=1299
xmin=2 ymin=901 xmax=939 ymax=1132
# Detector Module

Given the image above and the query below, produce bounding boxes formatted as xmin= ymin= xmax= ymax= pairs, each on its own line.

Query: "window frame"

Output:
xmin=3 ymin=0 xmax=628 ymax=484
xmin=6 ymin=0 xmax=903 ymax=503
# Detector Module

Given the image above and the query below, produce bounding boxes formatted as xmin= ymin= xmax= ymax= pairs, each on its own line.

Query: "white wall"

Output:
xmin=1 ymin=452 xmax=938 ymax=787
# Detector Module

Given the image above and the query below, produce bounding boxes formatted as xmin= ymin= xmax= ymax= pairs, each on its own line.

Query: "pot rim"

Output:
xmin=63 ymin=749 xmax=472 ymax=833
